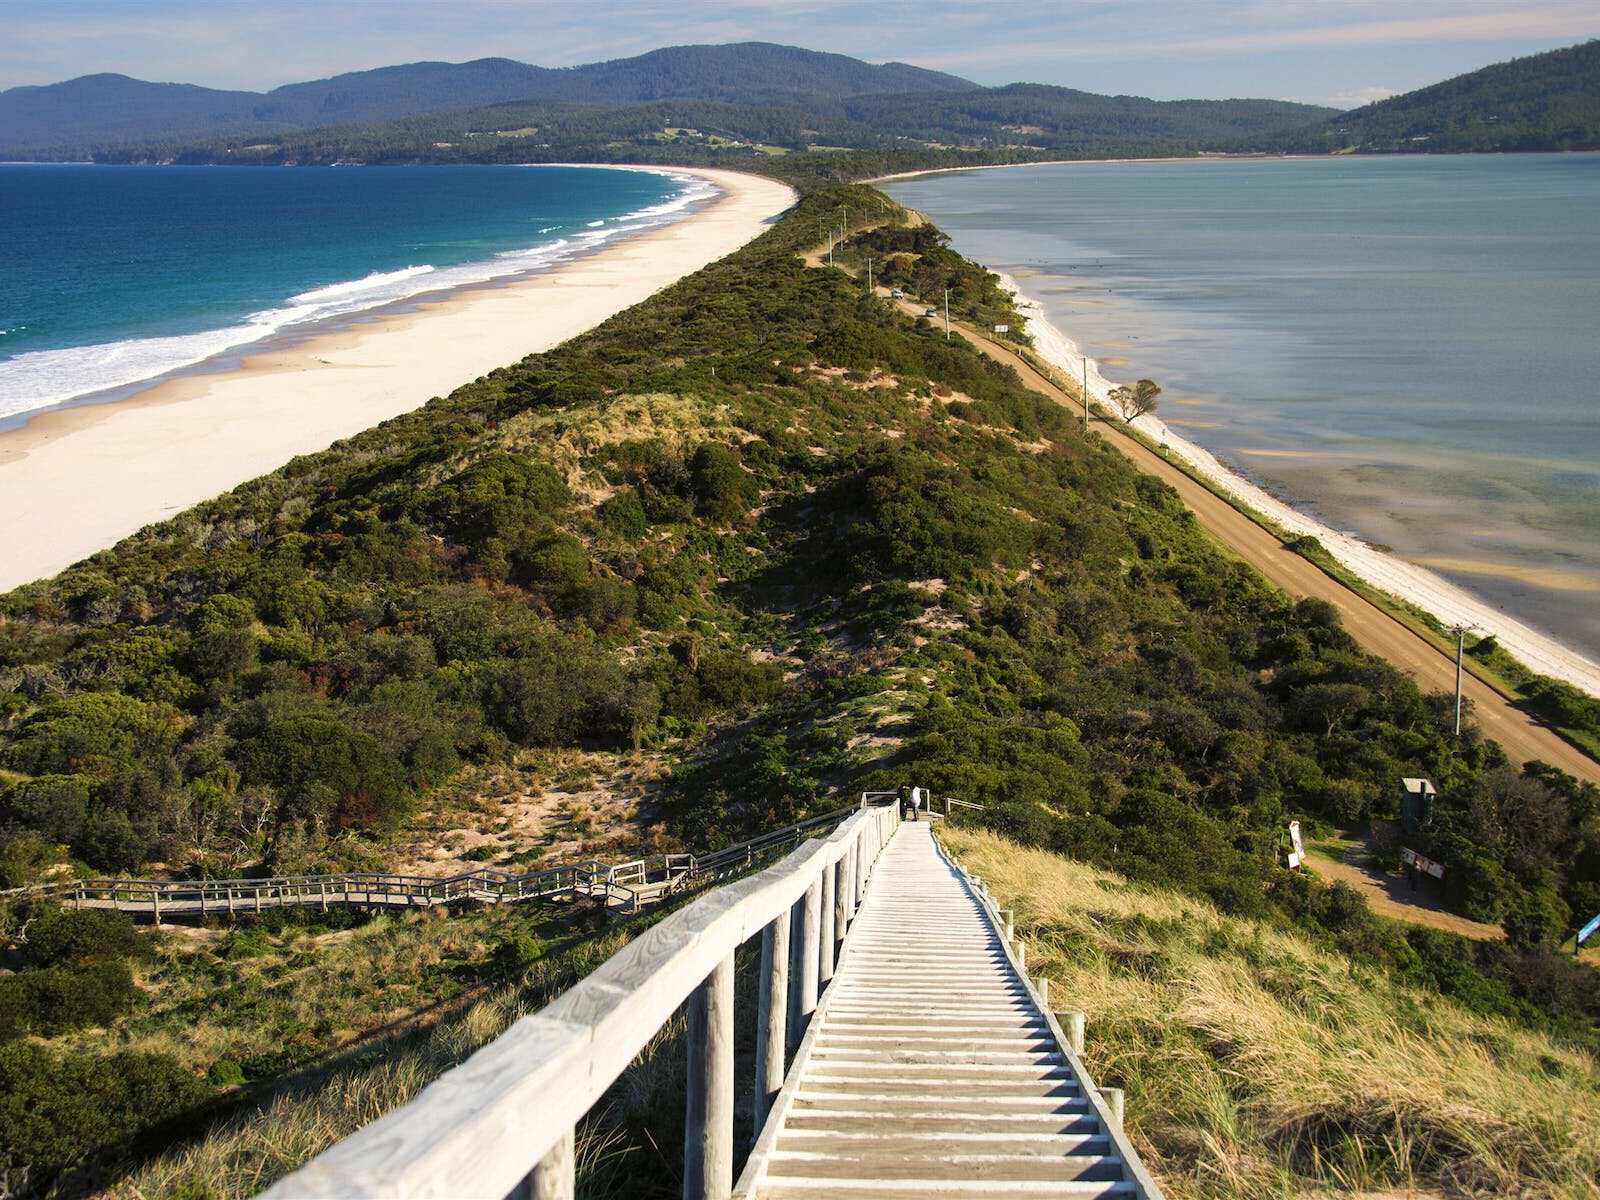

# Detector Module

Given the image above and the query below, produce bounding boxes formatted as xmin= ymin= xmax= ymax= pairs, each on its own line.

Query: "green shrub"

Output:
xmin=600 ymin=488 xmax=649 ymax=539
xmin=22 ymin=907 xmax=144 ymax=968
xmin=0 ymin=774 xmax=91 ymax=845
xmin=0 ymin=1042 xmax=209 ymax=1188
xmin=0 ymin=960 xmax=139 ymax=1040
xmin=689 ymin=443 xmax=759 ymax=523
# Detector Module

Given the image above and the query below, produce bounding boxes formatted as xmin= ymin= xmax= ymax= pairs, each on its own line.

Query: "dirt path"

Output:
xmin=1304 ymin=844 xmax=1503 ymax=941
xmin=802 ymin=242 xmax=1598 ymax=785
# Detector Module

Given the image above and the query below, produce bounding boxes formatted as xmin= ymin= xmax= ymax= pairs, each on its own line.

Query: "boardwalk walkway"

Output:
xmin=745 ymin=822 xmax=1141 ymax=1198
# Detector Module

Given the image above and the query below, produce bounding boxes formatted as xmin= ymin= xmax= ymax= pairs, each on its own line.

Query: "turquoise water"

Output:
xmin=0 ymin=164 xmax=704 ymax=421
xmin=885 ymin=155 xmax=1600 ymax=659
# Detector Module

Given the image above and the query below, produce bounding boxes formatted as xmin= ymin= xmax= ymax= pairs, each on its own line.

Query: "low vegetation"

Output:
xmin=4 ymin=185 xmax=1600 ymax=1194
xmin=943 ymin=825 xmax=1600 ymax=1198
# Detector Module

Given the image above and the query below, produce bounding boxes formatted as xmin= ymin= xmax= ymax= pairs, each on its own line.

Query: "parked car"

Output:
xmin=890 ymin=288 xmax=904 ymax=299
xmin=925 ymin=307 xmax=939 ymax=318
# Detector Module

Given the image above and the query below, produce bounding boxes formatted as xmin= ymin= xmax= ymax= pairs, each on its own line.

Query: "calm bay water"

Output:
xmin=0 ymin=164 xmax=704 ymax=421
xmin=885 ymin=155 xmax=1600 ymax=659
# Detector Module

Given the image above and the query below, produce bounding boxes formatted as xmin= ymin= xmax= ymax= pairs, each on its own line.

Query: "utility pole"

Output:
xmin=866 ymin=255 xmax=873 ymax=293
xmin=1082 ymin=356 xmax=1089 ymax=431
xmin=1454 ymin=626 xmax=1466 ymax=736
xmin=943 ymin=288 xmax=950 ymax=341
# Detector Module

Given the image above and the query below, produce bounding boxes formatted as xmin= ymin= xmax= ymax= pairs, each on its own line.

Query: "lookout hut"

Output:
xmin=1401 ymin=777 xmax=1437 ymax=835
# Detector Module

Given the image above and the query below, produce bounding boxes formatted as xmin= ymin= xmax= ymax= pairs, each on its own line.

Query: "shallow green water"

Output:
xmin=886 ymin=155 xmax=1600 ymax=659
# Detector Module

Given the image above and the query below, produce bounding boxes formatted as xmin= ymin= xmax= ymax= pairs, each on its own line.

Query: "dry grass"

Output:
xmin=106 ymin=928 xmax=634 ymax=1200
xmin=57 ymin=908 xmax=530 ymax=1079
xmin=939 ymin=827 xmax=1600 ymax=1200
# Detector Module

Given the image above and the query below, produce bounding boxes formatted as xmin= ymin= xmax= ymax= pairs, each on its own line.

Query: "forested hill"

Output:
xmin=1254 ymin=38 xmax=1600 ymax=153
xmin=0 ymin=43 xmax=974 ymax=157
xmin=2 ymin=41 xmax=1336 ymax=164
xmin=70 ymin=91 xmax=1338 ymax=175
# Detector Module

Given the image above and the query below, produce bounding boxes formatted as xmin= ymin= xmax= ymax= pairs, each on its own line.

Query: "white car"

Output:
xmin=925 ymin=307 xmax=939 ymax=318
xmin=890 ymin=288 xmax=904 ymax=299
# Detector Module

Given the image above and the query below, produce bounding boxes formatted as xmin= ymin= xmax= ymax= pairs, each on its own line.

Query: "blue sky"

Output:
xmin=5 ymin=0 xmax=1598 ymax=108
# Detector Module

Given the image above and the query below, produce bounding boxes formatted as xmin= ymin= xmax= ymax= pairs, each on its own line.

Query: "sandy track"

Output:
xmin=806 ymin=240 xmax=1599 ymax=785
xmin=940 ymin=320 xmax=1600 ymax=790
xmin=945 ymin=316 xmax=1600 ymax=784
xmin=1303 ymin=849 xmax=1503 ymax=941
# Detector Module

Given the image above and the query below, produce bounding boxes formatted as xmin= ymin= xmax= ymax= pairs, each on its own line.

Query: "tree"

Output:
xmin=1110 ymin=378 xmax=1161 ymax=422
xmin=1504 ymin=885 xmax=1569 ymax=951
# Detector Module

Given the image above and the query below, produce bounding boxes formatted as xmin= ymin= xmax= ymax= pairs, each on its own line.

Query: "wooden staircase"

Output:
xmin=740 ymin=823 xmax=1139 ymax=1198
xmin=255 ymin=804 xmax=1161 ymax=1200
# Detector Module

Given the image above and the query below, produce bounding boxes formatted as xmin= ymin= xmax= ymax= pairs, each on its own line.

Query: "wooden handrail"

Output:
xmin=258 ymin=802 xmax=901 ymax=1200
xmin=3 ymin=806 xmax=860 ymax=923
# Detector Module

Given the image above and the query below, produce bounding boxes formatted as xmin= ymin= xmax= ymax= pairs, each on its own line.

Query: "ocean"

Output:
xmin=0 ymin=163 xmax=708 ymax=423
xmin=884 ymin=155 xmax=1600 ymax=662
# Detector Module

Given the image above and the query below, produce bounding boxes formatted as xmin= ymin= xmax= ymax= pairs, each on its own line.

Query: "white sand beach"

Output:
xmin=1002 ymin=275 xmax=1600 ymax=697
xmin=0 ymin=166 xmax=794 ymax=592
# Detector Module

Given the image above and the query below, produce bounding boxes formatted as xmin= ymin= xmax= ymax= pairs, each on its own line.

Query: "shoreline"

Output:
xmin=0 ymin=163 xmax=719 ymax=433
xmin=868 ymin=153 xmax=1316 ymax=184
xmin=1000 ymin=273 xmax=1600 ymax=697
xmin=0 ymin=166 xmax=795 ymax=591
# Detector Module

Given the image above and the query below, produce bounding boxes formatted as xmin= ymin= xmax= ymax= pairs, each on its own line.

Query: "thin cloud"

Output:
xmin=914 ymin=4 xmax=1600 ymax=70
xmin=4 ymin=0 xmax=1598 ymax=97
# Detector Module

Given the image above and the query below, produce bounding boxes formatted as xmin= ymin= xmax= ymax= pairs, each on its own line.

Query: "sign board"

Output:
xmin=1579 ymin=911 xmax=1600 ymax=947
xmin=1400 ymin=847 xmax=1445 ymax=880
xmin=1287 ymin=851 xmax=1302 ymax=869
xmin=993 ymin=324 xmax=1009 ymax=334
xmin=1289 ymin=820 xmax=1305 ymax=858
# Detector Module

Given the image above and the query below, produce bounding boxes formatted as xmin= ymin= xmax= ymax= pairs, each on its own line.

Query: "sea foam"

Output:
xmin=0 ymin=171 xmax=716 ymax=422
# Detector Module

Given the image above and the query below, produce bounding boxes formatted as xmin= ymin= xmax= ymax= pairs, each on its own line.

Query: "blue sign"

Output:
xmin=1578 ymin=912 xmax=1600 ymax=947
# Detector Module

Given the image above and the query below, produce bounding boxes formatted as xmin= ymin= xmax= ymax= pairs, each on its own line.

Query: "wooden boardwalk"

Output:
xmin=257 ymin=806 xmax=1160 ymax=1200
xmin=4 ymin=809 xmax=854 ymax=922
xmin=743 ymin=822 xmax=1142 ymax=1198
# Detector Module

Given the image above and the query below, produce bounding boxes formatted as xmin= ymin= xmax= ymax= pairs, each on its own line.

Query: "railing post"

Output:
xmin=1101 ymin=1086 xmax=1125 ymax=1129
xmin=799 ymin=876 xmax=821 ymax=1025
xmin=151 ymin=887 xmax=161 ymax=927
xmin=518 ymin=1128 xmax=574 ymax=1200
xmin=787 ymin=895 xmax=805 ymax=1055
xmin=818 ymin=859 xmax=836 ymax=985
xmin=845 ymin=843 xmax=857 ymax=924
xmin=753 ymin=910 xmax=790 ymax=1133
xmin=684 ymin=953 xmax=734 ymax=1200
xmin=1063 ymin=1010 xmax=1086 ymax=1055
xmin=832 ymin=854 xmax=848 ymax=963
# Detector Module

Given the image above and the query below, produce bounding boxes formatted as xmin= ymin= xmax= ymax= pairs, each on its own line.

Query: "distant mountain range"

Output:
xmin=0 ymin=44 xmax=973 ymax=156
xmin=4 ymin=38 xmax=1594 ymax=168
xmin=1254 ymin=39 xmax=1600 ymax=153
xmin=1 ymin=42 xmax=1334 ymax=163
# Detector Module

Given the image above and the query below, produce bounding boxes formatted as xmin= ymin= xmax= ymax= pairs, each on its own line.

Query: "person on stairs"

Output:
xmin=897 ymin=782 xmax=913 ymax=821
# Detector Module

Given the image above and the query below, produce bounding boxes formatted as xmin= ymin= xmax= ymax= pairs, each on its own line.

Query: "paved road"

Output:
xmin=808 ymin=241 xmax=1598 ymax=784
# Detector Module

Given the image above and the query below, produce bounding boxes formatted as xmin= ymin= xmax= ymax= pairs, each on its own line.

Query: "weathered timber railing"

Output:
xmin=931 ymin=832 xmax=1167 ymax=1199
xmin=257 ymin=800 xmax=901 ymax=1200
xmin=0 ymin=806 xmax=858 ymax=922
